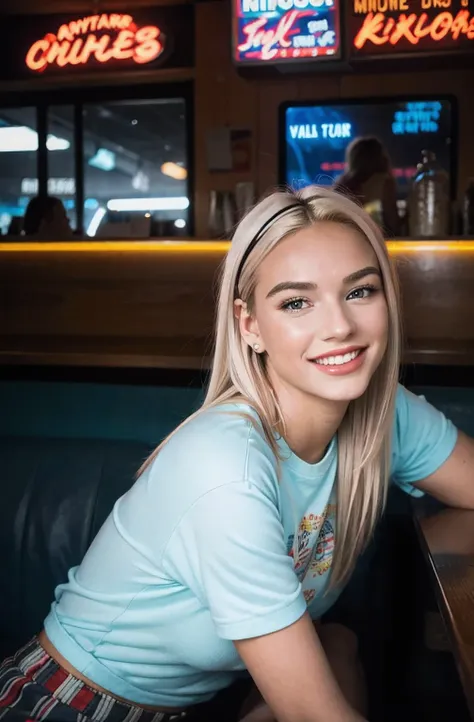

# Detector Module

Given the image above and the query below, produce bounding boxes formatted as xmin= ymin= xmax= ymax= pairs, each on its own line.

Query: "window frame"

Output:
xmin=0 ymin=81 xmax=194 ymax=237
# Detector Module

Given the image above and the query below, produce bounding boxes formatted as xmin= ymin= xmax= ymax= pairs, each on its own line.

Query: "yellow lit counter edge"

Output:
xmin=1 ymin=239 xmax=474 ymax=253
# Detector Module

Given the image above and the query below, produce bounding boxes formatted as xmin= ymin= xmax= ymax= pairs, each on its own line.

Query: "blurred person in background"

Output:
xmin=334 ymin=137 xmax=400 ymax=236
xmin=23 ymin=195 xmax=72 ymax=239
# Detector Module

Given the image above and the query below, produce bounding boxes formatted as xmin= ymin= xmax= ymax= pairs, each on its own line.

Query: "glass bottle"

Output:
xmin=408 ymin=150 xmax=450 ymax=238
xmin=463 ymin=179 xmax=474 ymax=236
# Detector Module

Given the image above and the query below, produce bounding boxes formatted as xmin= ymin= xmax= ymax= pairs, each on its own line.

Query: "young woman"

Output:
xmin=2 ymin=186 xmax=473 ymax=722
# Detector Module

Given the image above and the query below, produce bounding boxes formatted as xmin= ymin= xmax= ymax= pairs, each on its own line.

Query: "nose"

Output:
xmin=319 ymin=299 xmax=355 ymax=342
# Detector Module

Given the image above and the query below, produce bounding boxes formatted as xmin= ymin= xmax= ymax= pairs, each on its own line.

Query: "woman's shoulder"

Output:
xmin=391 ymin=384 xmax=457 ymax=482
xmin=143 ymin=402 xmax=279 ymax=501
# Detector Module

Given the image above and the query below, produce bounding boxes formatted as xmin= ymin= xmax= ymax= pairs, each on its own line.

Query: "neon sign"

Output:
xmin=349 ymin=0 xmax=474 ymax=57
xmin=25 ymin=13 xmax=165 ymax=72
xmin=233 ymin=0 xmax=340 ymax=64
xmin=392 ymin=101 xmax=442 ymax=135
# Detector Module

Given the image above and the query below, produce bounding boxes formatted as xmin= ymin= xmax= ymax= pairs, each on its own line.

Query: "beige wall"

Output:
xmin=194 ymin=1 xmax=474 ymax=236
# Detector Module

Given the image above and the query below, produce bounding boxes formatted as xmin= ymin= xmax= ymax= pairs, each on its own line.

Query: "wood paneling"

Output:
xmin=193 ymin=3 xmax=474 ymax=237
xmin=1 ymin=0 xmax=189 ymax=13
xmin=1 ymin=241 xmax=473 ymax=369
xmin=1 ymin=1 xmax=473 ymax=238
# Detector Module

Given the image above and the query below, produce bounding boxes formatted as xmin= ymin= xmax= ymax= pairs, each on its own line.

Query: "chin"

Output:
xmin=306 ymin=368 xmax=376 ymax=403
xmin=313 ymin=382 xmax=370 ymax=403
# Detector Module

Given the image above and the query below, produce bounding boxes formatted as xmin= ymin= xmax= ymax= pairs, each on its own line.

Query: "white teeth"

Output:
xmin=314 ymin=350 xmax=361 ymax=366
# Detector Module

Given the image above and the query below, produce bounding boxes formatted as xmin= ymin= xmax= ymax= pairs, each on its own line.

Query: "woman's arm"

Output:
xmin=414 ymin=431 xmax=474 ymax=509
xmin=234 ymin=613 xmax=367 ymax=722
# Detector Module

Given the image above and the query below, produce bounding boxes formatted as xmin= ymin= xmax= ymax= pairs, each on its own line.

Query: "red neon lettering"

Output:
xmin=353 ymin=9 xmax=474 ymax=49
xmin=238 ymin=10 xmax=299 ymax=60
xmin=353 ymin=13 xmax=388 ymax=47
xmin=97 ymin=15 xmax=111 ymax=31
xmin=25 ymin=14 xmax=163 ymax=72
xmin=133 ymin=26 xmax=162 ymax=64
xmin=57 ymin=24 xmax=74 ymax=42
xmin=109 ymin=13 xmax=127 ymax=30
xmin=430 ymin=12 xmax=453 ymax=41
xmin=46 ymin=40 xmax=71 ymax=68
xmin=389 ymin=13 xmax=418 ymax=44
xmin=467 ymin=14 xmax=474 ymax=39
xmin=112 ymin=30 xmax=136 ymax=60
xmin=451 ymin=10 xmax=470 ymax=39
xmin=25 ymin=40 xmax=49 ymax=71
xmin=60 ymin=38 xmax=85 ymax=66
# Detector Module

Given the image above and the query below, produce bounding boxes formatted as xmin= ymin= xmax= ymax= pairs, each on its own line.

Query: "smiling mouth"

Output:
xmin=311 ymin=349 xmax=365 ymax=367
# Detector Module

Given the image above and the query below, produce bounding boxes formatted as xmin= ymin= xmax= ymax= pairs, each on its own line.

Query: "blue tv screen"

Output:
xmin=280 ymin=97 xmax=456 ymax=197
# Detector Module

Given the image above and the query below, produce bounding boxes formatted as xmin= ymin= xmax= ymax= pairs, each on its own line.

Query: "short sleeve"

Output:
xmin=162 ymin=481 xmax=306 ymax=641
xmin=391 ymin=385 xmax=458 ymax=496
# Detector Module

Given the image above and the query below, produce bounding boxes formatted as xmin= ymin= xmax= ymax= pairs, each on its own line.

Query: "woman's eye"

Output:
xmin=347 ymin=285 xmax=377 ymax=301
xmin=281 ymin=297 xmax=309 ymax=312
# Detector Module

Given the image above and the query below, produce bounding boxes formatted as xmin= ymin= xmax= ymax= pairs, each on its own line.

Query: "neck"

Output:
xmin=270 ymin=375 xmax=348 ymax=464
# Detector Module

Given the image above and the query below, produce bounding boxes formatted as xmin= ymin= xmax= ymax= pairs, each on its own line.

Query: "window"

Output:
xmin=0 ymin=84 xmax=192 ymax=239
xmin=0 ymin=107 xmax=37 ymax=236
xmin=47 ymin=105 xmax=77 ymax=231
xmin=83 ymin=98 xmax=189 ymax=238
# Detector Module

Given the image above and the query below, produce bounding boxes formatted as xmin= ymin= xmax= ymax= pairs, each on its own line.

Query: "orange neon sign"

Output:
xmin=354 ymin=9 xmax=474 ymax=48
xmin=350 ymin=0 xmax=474 ymax=55
xmin=25 ymin=13 xmax=165 ymax=72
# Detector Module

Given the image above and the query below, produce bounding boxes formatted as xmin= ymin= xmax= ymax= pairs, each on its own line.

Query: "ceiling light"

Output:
xmin=0 ymin=126 xmax=70 ymax=152
xmin=86 ymin=207 xmax=106 ymax=237
xmin=107 ymin=197 xmax=189 ymax=212
xmin=161 ymin=162 xmax=187 ymax=181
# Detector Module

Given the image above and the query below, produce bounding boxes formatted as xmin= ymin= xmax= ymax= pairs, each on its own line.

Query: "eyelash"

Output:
xmin=280 ymin=285 xmax=379 ymax=313
xmin=347 ymin=283 xmax=379 ymax=301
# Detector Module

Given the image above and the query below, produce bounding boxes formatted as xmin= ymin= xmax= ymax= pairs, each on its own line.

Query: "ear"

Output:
xmin=234 ymin=299 xmax=264 ymax=353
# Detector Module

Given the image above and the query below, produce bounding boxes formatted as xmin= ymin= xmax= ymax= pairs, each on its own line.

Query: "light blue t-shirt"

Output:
xmin=44 ymin=385 xmax=457 ymax=708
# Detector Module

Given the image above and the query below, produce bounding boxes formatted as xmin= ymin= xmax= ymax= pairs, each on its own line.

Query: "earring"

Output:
xmin=253 ymin=343 xmax=260 ymax=352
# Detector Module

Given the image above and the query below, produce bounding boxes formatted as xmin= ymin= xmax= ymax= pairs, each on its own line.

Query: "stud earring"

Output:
xmin=253 ymin=343 xmax=260 ymax=352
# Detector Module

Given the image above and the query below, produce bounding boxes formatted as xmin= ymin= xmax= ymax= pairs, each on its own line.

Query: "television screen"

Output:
xmin=280 ymin=97 xmax=456 ymax=197
xmin=233 ymin=0 xmax=341 ymax=65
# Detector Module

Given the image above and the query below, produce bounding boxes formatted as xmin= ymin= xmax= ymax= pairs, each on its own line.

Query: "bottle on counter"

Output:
xmin=408 ymin=150 xmax=450 ymax=238
xmin=463 ymin=179 xmax=474 ymax=236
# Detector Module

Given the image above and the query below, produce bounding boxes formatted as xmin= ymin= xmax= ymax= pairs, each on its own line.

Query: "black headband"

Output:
xmin=234 ymin=204 xmax=301 ymax=291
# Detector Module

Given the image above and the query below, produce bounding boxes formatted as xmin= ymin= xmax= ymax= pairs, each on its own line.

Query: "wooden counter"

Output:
xmin=413 ymin=500 xmax=474 ymax=720
xmin=1 ymin=239 xmax=474 ymax=370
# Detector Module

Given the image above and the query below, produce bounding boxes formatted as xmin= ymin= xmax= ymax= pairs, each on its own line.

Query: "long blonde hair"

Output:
xmin=141 ymin=185 xmax=401 ymax=587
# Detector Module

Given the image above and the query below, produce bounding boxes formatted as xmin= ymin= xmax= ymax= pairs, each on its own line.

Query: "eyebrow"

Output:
xmin=265 ymin=266 xmax=381 ymax=299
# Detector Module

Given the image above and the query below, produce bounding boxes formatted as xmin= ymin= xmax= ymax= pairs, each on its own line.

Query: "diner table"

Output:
xmin=412 ymin=498 xmax=474 ymax=720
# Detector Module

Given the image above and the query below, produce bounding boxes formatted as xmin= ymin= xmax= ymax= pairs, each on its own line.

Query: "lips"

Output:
xmin=310 ymin=346 xmax=367 ymax=367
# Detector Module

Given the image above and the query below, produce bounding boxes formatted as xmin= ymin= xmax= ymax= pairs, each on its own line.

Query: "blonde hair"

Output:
xmin=141 ymin=185 xmax=402 ymax=587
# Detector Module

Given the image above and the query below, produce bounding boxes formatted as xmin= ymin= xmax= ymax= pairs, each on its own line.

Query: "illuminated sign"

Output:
xmin=21 ymin=178 xmax=76 ymax=195
xmin=289 ymin=122 xmax=352 ymax=139
xmin=391 ymin=101 xmax=442 ymax=134
xmin=349 ymin=0 xmax=474 ymax=58
xmin=25 ymin=13 xmax=164 ymax=72
xmin=0 ymin=8 xmax=194 ymax=81
xmin=233 ymin=0 xmax=341 ymax=64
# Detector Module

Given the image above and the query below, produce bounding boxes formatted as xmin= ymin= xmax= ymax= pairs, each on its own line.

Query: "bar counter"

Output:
xmin=1 ymin=238 xmax=474 ymax=370
xmin=413 ymin=500 xmax=474 ymax=720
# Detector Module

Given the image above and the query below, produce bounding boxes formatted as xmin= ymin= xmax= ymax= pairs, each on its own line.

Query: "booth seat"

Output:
xmin=0 ymin=380 xmax=473 ymax=721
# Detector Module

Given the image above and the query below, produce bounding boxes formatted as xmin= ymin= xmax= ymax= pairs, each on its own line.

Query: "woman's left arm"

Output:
xmin=414 ymin=430 xmax=474 ymax=509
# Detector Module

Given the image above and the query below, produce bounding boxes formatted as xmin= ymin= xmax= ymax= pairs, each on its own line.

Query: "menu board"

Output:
xmin=348 ymin=0 xmax=474 ymax=59
xmin=233 ymin=0 xmax=341 ymax=64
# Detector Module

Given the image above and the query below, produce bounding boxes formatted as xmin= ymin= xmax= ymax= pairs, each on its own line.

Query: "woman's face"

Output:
xmin=239 ymin=221 xmax=389 ymax=405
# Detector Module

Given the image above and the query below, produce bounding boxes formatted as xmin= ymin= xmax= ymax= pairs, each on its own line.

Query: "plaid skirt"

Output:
xmin=0 ymin=638 xmax=250 ymax=722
